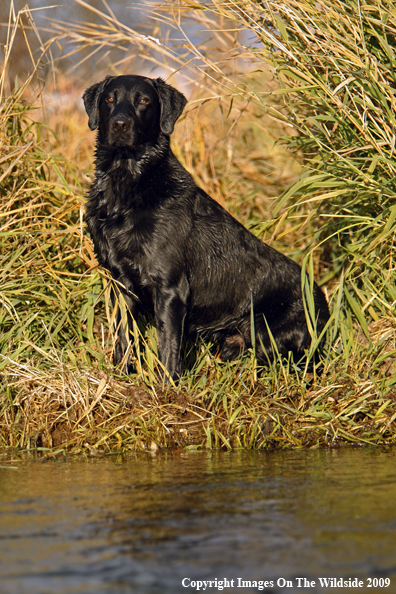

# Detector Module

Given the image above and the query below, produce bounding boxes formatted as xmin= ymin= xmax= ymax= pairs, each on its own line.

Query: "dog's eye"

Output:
xmin=139 ymin=98 xmax=148 ymax=105
xmin=107 ymin=97 xmax=114 ymax=103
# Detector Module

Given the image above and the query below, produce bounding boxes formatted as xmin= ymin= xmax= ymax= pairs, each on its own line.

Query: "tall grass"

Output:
xmin=0 ymin=1 xmax=395 ymax=454
xmin=209 ymin=0 xmax=396 ymax=311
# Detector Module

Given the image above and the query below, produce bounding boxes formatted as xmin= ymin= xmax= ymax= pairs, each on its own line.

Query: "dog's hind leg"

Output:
xmin=254 ymin=311 xmax=310 ymax=366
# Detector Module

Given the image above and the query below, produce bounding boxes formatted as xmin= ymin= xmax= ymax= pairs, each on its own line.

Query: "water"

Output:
xmin=0 ymin=448 xmax=395 ymax=594
xmin=0 ymin=0 xmax=227 ymax=86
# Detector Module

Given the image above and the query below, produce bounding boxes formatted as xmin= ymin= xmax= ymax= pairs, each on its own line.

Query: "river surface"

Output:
xmin=0 ymin=448 xmax=395 ymax=594
xmin=0 ymin=0 xmax=223 ymax=85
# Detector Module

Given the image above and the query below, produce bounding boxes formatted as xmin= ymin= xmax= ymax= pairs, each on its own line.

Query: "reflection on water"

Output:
xmin=0 ymin=448 xmax=395 ymax=594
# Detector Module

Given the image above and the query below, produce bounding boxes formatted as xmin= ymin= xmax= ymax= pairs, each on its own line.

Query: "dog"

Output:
xmin=83 ymin=74 xmax=329 ymax=380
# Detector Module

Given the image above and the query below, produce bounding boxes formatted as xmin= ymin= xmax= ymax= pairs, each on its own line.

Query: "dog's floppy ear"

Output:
xmin=83 ymin=76 xmax=115 ymax=131
xmin=151 ymin=78 xmax=187 ymax=136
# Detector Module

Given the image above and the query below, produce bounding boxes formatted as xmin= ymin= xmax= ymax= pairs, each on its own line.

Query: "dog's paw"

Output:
xmin=120 ymin=359 xmax=135 ymax=375
xmin=113 ymin=343 xmax=135 ymax=375
xmin=219 ymin=333 xmax=245 ymax=361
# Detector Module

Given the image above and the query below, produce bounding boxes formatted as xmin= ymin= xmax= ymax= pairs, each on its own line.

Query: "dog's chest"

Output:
xmin=87 ymin=183 xmax=157 ymax=281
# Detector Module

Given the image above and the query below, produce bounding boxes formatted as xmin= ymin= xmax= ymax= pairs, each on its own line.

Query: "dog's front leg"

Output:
xmin=155 ymin=283 xmax=189 ymax=381
xmin=110 ymin=282 xmax=137 ymax=375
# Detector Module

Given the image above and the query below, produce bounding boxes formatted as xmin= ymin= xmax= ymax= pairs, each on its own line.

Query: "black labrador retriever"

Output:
xmin=83 ymin=75 xmax=329 ymax=380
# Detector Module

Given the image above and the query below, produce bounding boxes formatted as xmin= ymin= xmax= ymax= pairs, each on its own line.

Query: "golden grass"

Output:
xmin=0 ymin=1 xmax=395 ymax=454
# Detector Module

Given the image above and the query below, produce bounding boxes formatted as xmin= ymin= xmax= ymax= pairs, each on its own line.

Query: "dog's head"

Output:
xmin=83 ymin=75 xmax=187 ymax=148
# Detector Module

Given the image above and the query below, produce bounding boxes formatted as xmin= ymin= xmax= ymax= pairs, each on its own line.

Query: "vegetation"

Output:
xmin=0 ymin=0 xmax=395 ymax=455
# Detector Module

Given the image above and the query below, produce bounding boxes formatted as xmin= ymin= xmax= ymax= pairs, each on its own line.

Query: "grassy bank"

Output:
xmin=0 ymin=1 xmax=395 ymax=454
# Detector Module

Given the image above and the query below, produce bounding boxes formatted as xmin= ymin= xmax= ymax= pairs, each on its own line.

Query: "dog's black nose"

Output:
xmin=110 ymin=116 xmax=131 ymax=134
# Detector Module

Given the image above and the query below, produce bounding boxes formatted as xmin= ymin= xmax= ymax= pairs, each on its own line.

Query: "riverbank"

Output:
xmin=3 ymin=356 xmax=395 ymax=453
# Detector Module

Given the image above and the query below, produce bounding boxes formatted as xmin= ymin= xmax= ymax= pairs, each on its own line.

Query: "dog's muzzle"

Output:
xmin=108 ymin=115 xmax=135 ymax=147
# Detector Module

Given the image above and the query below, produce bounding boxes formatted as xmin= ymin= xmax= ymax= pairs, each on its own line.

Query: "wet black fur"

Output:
xmin=83 ymin=74 xmax=330 ymax=380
